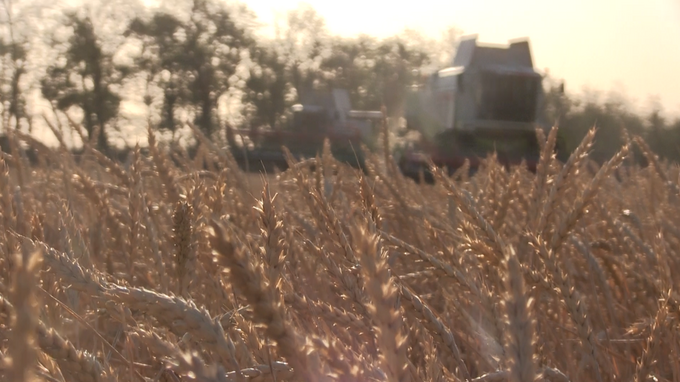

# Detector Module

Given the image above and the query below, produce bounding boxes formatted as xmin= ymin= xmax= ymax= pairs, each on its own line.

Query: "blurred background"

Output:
xmin=0 ymin=0 xmax=679 ymax=163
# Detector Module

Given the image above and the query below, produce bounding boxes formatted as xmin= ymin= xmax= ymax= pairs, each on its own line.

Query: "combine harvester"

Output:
xmin=399 ymin=34 xmax=551 ymax=181
xmin=229 ymin=88 xmax=383 ymax=172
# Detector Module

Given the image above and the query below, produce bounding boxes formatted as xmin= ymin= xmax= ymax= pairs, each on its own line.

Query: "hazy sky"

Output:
xmin=245 ymin=0 xmax=680 ymax=118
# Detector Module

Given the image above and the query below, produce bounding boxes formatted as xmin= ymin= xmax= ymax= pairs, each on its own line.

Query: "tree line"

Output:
xmin=1 ymin=0 xmax=679 ymax=163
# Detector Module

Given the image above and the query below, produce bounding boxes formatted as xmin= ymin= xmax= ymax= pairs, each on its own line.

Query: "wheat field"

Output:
xmin=0 ymin=122 xmax=679 ymax=382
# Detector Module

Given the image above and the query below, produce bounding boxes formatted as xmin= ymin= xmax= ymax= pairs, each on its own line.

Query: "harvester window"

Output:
xmin=478 ymin=72 xmax=539 ymax=122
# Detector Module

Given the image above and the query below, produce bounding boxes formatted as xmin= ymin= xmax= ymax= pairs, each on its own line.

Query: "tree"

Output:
xmin=126 ymin=0 xmax=254 ymax=138
xmin=273 ymin=3 xmax=329 ymax=101
xmin=0 ymin=36 xmax=28 ymax=130
xmin=40 ymin=12 xmax=129 ymax=151
xmin=644 ymin=97 xmax=680 ymax=161
xmin=242 ymin=44 xmax=291 ymax=130
xmin=318 ymin=35 xmax=380 ymax=110
xmin=126 ymin=12 xmax=191 ymax=134
xmin=317 ymin=31 xmax=433 ymax=115
xmin=542 ymin=85 xmax=652 ymax=163
xmin=0 ymin=0 xmax=30 ymax=131
xmin=381 ymin=38 xmax=429 ymax=115
xmin=400 ymin=26 xmax=463 ymax=72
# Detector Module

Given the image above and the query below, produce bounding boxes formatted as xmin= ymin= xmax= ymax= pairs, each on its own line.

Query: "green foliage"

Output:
xmin=126 ymin=12 xmax=194 ymax=133
xmin=317 ymin=33 xmax=433 ymax=114
xmin=543 ymin=81 xmax=680 ymax=164
xmin=125 ymin=0 xmax=254 ymax=137
xmin=3 ymin=0 xmax=679 ymax=167
xmin=372 ymin=37 xmax=431 ymax=116
xmin=0 ymin=33 xmax=29 ymax=129
xmin=274 ymin=3 xmax=329 ymax=100
xmin=242 ymin=45 xmax=291 ymax=129
xmin=40 ymin=13 xmax=127 ymax=151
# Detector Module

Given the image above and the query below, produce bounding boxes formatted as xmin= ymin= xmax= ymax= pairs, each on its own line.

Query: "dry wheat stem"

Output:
xmin=0 ymin=122 xmax=675 ymax=382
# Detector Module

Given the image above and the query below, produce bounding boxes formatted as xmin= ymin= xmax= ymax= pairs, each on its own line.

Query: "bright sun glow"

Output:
xmin=245 ymin=0 xmax=680 ymax=117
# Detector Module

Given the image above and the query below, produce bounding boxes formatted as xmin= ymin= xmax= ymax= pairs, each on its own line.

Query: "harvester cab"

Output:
xmin=401 ymin=34 xmax=548 ymax=180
